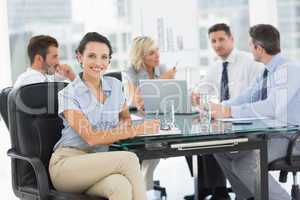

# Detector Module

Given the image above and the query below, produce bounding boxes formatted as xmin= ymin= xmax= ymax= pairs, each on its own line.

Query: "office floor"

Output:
xmin=0 ymin=119 xmax=297 ymax=200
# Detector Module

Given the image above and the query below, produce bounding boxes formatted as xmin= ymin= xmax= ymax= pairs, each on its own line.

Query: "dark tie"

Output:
xmin=220 ymin=61 xmax=230 ymax=102
xmin=261 ymin=68 xmax=268 ymax=100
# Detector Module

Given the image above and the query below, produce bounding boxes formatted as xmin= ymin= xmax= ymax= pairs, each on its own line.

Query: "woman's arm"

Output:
xmin=128 ymin=81 xmax=144 ymax=110
xmin=159 ymin=67 xmax=176 ymax=79
xmin=63 ymin=109 xmax=159 ymax=146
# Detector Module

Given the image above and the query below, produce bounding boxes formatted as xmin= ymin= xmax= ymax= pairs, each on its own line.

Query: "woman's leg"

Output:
xmin=85 ymin=174 xmax=132 ymax=200
xmin=49 ymin=147 xmax=147 ymax=200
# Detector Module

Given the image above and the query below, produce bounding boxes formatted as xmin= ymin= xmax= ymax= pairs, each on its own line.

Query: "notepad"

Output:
xmin=137 ymin=127 xmax=182 ymax=137
xmin=130 ymin=114 xmax=144 ymax=121
xmin=216 ymin=117 xmax=269 ymax=122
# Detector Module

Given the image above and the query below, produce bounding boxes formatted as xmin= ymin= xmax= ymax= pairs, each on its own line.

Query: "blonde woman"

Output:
xmin=125 ymin=36 xmax=176 ymax=193
xmin=125 ymin=36 xmax=176 ymax=110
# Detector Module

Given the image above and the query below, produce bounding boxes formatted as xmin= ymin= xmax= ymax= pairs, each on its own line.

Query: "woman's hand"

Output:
xmin=137 ymin=119 xmax=160 ymax=136
xmin=135 ymin=95 xmax=145 ymax=111
xmin=159 ymin=67 xmax=177 ymax=79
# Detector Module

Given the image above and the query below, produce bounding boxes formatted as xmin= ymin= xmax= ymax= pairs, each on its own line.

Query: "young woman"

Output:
xmin=49 ymin=32 xmax=159 ymax=200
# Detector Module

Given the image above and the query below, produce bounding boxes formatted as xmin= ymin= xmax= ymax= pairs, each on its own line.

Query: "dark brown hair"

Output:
xmin=76 ymin=32 xmax=113 ymax=59
xmin=249 ymin=24 xmax=281 ymax=55
xmin=27 ymin=35 xmax=58 ymax=64
xmin=208 ymin=23 xmax=232 ymax=36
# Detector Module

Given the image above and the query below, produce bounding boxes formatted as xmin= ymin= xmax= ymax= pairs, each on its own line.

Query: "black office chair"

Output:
xmin=269 ymin=132 xmax=300 ymax=200
xmin=0 ymin=86 xmax=12 ymax=129
xmin=7 ymin=82 xmax=106 ymax=200
xmin=104 ymin=71 xmax=138 ymax=112
xmin=104 ymin=71 xmax=123 ymax=81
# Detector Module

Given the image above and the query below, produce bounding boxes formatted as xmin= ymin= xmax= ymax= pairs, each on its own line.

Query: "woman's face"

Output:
xmin=77 ymin=41 xmax=110 ymax=78
xmin=143 ymin=45 xmax=160 ymax=69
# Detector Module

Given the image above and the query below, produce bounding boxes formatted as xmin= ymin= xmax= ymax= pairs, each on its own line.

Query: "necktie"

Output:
xmin=261 ymin=68 xmax=268 ymax=100
xmin=220 ymin=61 xmax=230 ymax=102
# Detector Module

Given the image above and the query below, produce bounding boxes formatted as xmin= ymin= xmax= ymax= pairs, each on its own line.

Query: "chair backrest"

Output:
xmin=8 ymin=82 xmax=67 ymax=189
xmin=0 ymin=86 xmax=13 ymax=129
xmin=104 ymin=71 xmax=122 ymax=81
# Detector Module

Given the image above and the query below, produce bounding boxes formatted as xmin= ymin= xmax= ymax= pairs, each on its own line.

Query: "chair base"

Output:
xmin=292 ymin=185 xmax=300 ymax=200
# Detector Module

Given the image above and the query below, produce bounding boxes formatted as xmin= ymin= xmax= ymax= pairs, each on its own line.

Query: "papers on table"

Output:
xmin=216 ymin=117 xmax=269 ymax=122
xmin=137 ymin=127 xmax=182 ymax=137
xmin=130 ymin=114 xmax=143 ymax=121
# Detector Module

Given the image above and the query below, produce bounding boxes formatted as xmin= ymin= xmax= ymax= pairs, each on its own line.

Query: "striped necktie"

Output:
xmin=220 ymin=61 xmax=230 ymax=102
xmin=261 ymin=68 xmax=268 ymax=100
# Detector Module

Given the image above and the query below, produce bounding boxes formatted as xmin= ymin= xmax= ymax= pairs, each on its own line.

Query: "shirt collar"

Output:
xmin=27 ymin=67 xmax=46 ymax=76
xmin=265 ymin=53 xmax=287 ymax=73
xmin=74 ymin=73 xmax=112 ymax=95
xmin=215 ymin=48 xmax=237 ymax=64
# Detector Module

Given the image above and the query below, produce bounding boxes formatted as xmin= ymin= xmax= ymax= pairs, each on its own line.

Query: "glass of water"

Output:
xmin=200 ymin=93 xmax=211 ymax=125
xmin=163 ymin=99 xmax=175 ymax=129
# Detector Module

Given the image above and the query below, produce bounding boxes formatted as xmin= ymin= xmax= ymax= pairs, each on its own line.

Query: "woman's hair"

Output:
xmin=76 ymin=32 xmax=113 ymax=59
xmin=129 ymin=36 xmax=156 ymax=71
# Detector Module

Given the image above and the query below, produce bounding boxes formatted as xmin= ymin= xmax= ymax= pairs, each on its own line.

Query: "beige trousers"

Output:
xmin=49 ymin=147 xmax=147 ymax=200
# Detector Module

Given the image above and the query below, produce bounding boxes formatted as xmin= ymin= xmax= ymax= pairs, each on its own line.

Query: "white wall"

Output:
xmin=130 ymin=0 xmax=201 ymax=85
xmin=249 ymin=0 xmax=278 ymax=27
xmin=0 ymin=0 xmax=12 ymax=88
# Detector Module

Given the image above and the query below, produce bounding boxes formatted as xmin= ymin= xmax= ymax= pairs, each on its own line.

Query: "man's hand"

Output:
xmin=210 ymin=102 xmax=231 ymax=119
xmin=56 ymin=64 xmax=76 ymax=81
xmin=159 ymin=67 xmax=177 ymax=79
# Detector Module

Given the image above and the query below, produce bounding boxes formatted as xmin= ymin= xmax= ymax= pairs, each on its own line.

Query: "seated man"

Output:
xmin=188 ymin=23 xmax=263 ymax=200
xmin=209 ymin=24 xmax=300 ymax=200
xmin=14 ymin=35 xmax=75 ymax=88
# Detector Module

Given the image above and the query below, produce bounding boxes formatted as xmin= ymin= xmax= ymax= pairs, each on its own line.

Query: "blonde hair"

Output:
xmin=129 ymin=36 xmax=156 ymax=71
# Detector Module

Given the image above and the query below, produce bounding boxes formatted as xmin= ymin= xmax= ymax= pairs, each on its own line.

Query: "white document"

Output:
xmin=130 ymin=114 xmax=144 ymax=121
xmin=216 ymin=117 xmax=269 ymax=122
xmin=137 ymin=127 xmax=182 ymax=137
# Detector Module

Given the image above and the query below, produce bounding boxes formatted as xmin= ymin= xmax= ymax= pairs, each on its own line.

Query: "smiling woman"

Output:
xmin=48 ymin=32 xmax=160 ymax=200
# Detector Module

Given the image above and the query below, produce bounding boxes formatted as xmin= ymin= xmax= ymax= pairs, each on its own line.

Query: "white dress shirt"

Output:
xmin=199 ymin=49 xmax=264 ymax=101
xmin=14 ymin=67 xmax=68 ymax=88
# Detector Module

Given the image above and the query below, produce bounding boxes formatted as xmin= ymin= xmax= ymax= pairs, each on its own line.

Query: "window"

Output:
xmin=7 ymin=0 xmax=133 ymax=81
xmin=277 ymin=0 xmax=300 ymax=59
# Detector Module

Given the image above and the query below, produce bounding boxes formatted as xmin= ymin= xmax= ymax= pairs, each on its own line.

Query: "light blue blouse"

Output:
xmin=125 ymin=64 xmax=168 ymax=86
xmin=53 ymin=75 xmax=125 ymax=152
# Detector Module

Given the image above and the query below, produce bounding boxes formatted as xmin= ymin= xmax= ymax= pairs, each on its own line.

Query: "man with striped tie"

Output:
xmin=187 ymin=23 xmax=263 ymax=200
xmin=211 ymin=24 xmax=300 ymax=200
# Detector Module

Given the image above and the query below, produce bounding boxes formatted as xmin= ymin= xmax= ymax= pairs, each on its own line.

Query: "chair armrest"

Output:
xmin=286 ymin=131 xmax=300 ymax=165
xmin=7 ymin=148 xmax=50 ymax=200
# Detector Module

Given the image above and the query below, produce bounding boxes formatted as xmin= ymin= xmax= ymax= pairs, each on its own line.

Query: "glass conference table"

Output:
xmin=115 ymin=113 xmax=300 ymax=200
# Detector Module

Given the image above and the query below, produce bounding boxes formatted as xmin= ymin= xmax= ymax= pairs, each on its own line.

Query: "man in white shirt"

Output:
xmin=187 ymin=23 xmax=263 ymax=200
xmin=14 ymin=35 xmax=75 ymax=88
